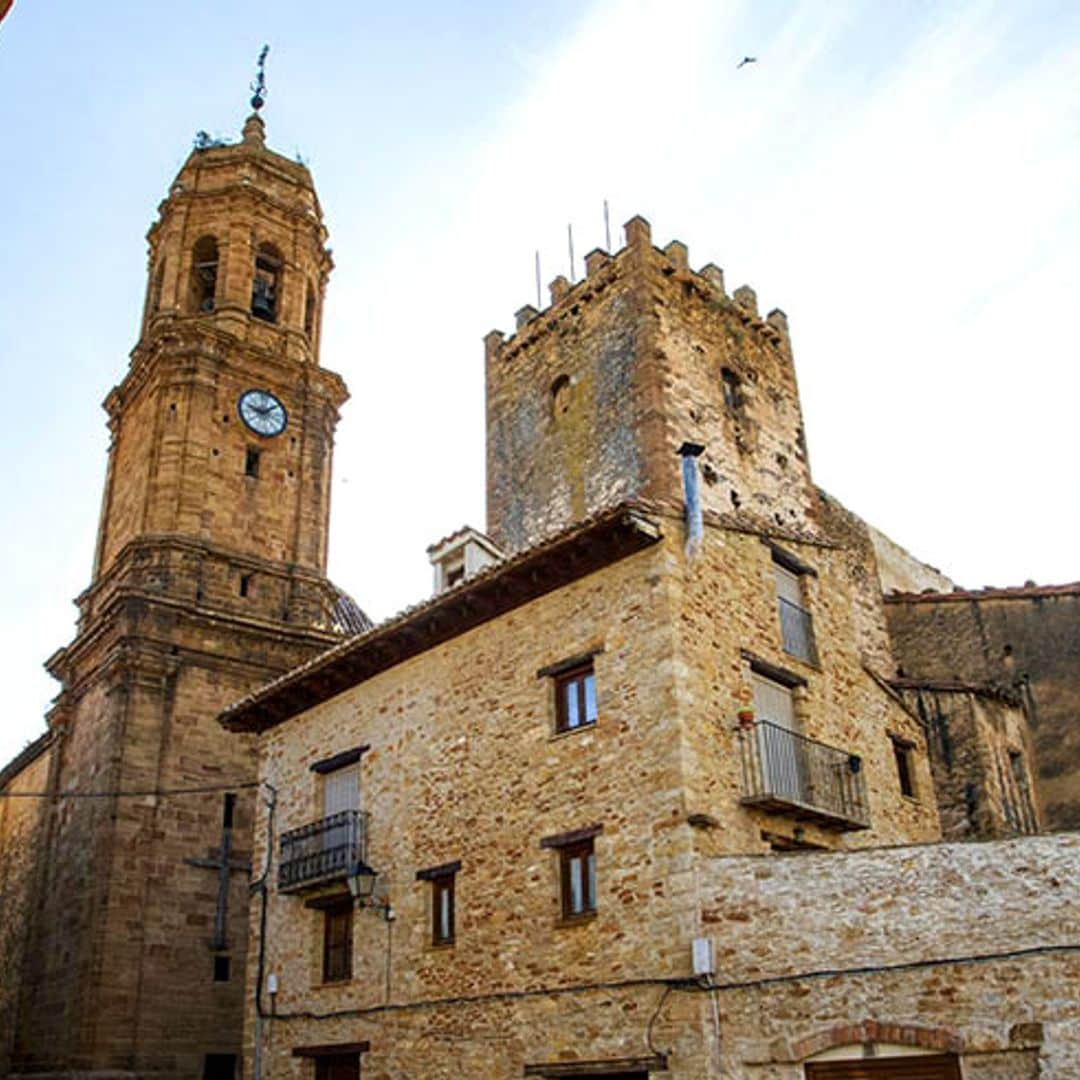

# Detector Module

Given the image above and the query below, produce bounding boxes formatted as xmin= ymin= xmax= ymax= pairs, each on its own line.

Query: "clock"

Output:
xmin=237 ymin=389 xmax=288 ymax=437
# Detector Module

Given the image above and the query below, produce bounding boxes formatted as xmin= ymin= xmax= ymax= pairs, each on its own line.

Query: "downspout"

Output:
xmin=678 ymin=442 xmax=705 ymax=558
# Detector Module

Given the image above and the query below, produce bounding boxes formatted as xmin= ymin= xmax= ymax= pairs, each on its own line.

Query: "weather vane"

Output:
xmin=250 ymin=45 xmax=269 ymax=112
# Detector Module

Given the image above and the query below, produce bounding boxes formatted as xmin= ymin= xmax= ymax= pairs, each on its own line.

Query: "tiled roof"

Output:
xmin=220 ymin=502 xmax=664 ymax=733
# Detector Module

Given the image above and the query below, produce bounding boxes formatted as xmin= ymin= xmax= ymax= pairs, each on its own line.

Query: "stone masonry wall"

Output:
xmin=249 ymin=541 xmax=698 ymax=1076
xmin=897 ymin=687 xmax=1041 ymax=839
xmin=886 ymin=589 xmax=1080 ymax=828
xmin=0 ymin=738 xmax=53 ymax=1077
xmin=486 ymin=218 xmax=817 ymax=556
xmin=670 ymin=517 xmax=939 ymax=855
xmin=695 ymin=832 xmax=1080 ymax=1077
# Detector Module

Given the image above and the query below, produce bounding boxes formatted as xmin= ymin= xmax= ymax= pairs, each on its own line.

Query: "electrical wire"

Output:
xmin=259 ymin=940 xmax=1080 ymax=1025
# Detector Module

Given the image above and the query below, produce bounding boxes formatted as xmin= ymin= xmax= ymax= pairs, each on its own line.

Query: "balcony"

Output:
xmin=778 ymin=597 xmax=818 ymax=665
xmin=739 ymin=720 xmax=869 ymax=831
xmin=278 ymin=809 xmax=368 ymax=893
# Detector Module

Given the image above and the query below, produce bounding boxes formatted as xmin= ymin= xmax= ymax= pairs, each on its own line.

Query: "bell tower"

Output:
xmin=91 ymin=108 xmax=346 ymax=628
xmin=12 ymin=86 xmax=363 ymax=1079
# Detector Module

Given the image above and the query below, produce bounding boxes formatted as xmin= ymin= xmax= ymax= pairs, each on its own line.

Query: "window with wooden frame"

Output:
xmin=541 ymin=826 xmax=601 ymax=921
xmin=559 ymin=839 xmax=596 ymax=919
xmin=554 ymin=662 xmax=598 ymax=733
xmin=416 ymin=860 xmax=460 ymax=946
xmin=890 ymin=734 xmax=916 ymax=798
xmin=321 ymin=898 xmax=353 ymax=983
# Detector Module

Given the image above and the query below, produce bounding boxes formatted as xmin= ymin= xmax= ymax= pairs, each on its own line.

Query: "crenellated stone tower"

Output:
xmin=11 ymin=110 xmax=360 ymax=1079
xmin=485 ymin=215 xmax=816 ymax=553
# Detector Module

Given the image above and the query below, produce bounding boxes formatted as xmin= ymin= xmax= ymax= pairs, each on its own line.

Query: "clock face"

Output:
xmin=238 ymin=389 xmax=288 ymax=437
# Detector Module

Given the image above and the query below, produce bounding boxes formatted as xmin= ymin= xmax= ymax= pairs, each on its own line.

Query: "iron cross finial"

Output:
xmin=250 ymin=45 xmax=269 ymax=112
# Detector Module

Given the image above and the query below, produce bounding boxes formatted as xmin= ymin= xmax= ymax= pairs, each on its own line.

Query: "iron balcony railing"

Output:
xmin=778 ymin=597 xmax=818 ymax=665
xmin=278 ymin=809 xmax=368 ymax=892
xmin=739 ymin=719 xmax=869 ymax=830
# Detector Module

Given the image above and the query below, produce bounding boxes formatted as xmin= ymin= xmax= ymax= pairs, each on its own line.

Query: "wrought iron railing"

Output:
xmin=779 ymin=597 xmax=817 ymax=664
xmin=739 ymin=720 xmax=869 ymax=829
xmin=278 ymin=809 xmax=368 ymax=892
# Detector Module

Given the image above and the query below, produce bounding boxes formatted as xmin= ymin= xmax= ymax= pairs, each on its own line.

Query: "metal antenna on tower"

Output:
xmin=250 ymin=45 xmax=270 ymax=111
xmin=535 ymin=251 xmax=542 ymax=309
xmin=568 ymin=224 xmax=575 ymax=282
xmin=603 ymin=200 xmax=611 ymax=251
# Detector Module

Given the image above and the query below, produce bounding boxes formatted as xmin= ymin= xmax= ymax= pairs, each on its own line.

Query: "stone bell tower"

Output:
xmin=10 ymin=94 xmax=363 ymax=1080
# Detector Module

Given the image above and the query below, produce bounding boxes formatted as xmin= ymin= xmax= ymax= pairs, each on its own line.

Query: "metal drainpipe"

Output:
xmin=678 ymin=442 xmax=706 ymax=557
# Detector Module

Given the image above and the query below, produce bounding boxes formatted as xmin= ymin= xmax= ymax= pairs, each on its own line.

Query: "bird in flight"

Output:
xmin=737 ymin=56 xmax=757 ymax=69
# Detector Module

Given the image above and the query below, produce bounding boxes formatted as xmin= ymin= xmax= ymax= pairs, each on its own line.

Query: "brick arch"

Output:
xmin=789 ymin=1020 xmax=965 ymax=1062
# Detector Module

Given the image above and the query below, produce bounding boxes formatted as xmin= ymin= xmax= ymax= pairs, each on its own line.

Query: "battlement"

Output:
xmin=485 ymin=214 xmax=790 ymax=365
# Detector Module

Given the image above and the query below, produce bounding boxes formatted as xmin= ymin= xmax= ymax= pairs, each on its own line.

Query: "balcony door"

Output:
xmin=323 ymin=765 xmax=360 ymax=864
xmin=752 ymin=673 xmax=809 ymax=805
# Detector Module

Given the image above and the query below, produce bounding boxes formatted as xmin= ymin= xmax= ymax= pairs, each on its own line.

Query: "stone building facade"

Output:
xmin=0 ymin=112 xmax=362 ymax=1078
xmin=886 ymin=584 xmax=1080 ymax=829
xmin=220 ymin=221 xmax=1074 ymax=1078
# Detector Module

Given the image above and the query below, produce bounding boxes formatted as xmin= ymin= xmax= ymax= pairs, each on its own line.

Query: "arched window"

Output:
xmin=550 ymin=374 xmax=571 ymax=421
xmin=303 ymin=280 xmax=316 ymax=337
xmin=251 ymin=243 xmax=282 ymax=323
xmin=190 ymin=236 xmax=219 ymax=314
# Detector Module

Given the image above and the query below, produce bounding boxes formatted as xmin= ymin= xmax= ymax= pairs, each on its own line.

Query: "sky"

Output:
xmin=0 ymin=0 xmax=1077 ymax=765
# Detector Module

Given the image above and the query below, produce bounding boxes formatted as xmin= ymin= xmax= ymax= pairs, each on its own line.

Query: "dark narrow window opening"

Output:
xmin=554 ymin=662 xmax=598 ymax=733
xmin=891 ymin=735 xmax=916 ymax=798
xmin=550 ymin=373 xmax=571 ymax=420
xmin=322 ymin=901 xmax=354 ymax=983
xmin=190 ymin=236 xmax=219 ymax=314
xmin=244 ymin=447 xmax=260 ymax=478
xmin=238 ymin=574 xmax=252 ymax=598
xmin=431 ymin=872 xmax=455 ymax=946
xmin=252 ymin=244 xmax=282 ymax=323
xmin=304 ymin=282 xmax=316 ymax=336
xmin=721 ymin=367 xmax=742 ymax=410
xmin=212 ymin=954 xmax=231 ymax=982
xmin=559 ymin=838 xmax=597 ymax=920
xmin=223 ymin=792 xmax=236 ymax=828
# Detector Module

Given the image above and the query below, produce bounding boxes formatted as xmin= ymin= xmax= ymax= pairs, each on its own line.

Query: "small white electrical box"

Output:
xmin=266 ymin=972 xmax=279 ymax=995
xmin=692 ymin=937 xmax=714 ymax=976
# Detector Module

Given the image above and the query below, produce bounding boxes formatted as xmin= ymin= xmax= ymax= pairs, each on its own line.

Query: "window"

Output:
xmin=721 ymin=367 xmax=742 ymax=410
xmin=252 ymin=243 xmax=282 ymax=322
xmin=559 ymin=840 xmax=596 ymax=919
xmin=890 ymin=735 xmax=916 ymax=798
xmin=773 ymin=552 xmax=817 ymax=665
xmin=238 ymin=573 xmax=252 ymax=598
xmin=322 ymin=899 xmax=353 ymax=982
xmin=304 ymin=280 xmax=317 ymax=336
xmin=203 ymin=1054 xmax=237 ymax=1080
xmin=417 ymin=860 xmax=460 ymax=946
xmin=541 ymin=826 xmax=602 ymax=921
xmin=550 ymin=374 xmax=572 ymax=420
xmin=212 ymin=954 xmax=230 ymax=982
xmin=245 ymin=447 xmax=260 ymax=478
xmin=190 ymin=236 xmax=219 ymax=313
xmin=554 ymin=662 xmax=597 ymax=733
xmin=314 ymin=1056 xmax=361 ymax=1080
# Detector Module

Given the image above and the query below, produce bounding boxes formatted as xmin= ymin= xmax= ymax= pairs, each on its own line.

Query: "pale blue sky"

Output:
xmin=1 ymin=0 xmax=1077 ymax=764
